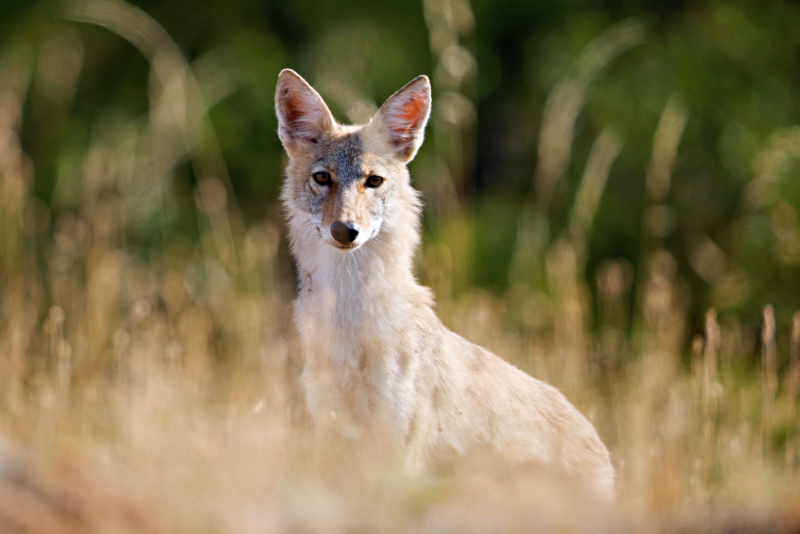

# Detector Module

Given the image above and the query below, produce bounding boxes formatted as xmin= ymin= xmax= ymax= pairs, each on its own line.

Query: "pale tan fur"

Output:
xmin=276 ymin=69 xmax=615 ymax=497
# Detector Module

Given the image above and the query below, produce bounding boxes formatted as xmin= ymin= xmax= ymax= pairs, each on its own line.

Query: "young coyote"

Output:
xmin=276 ymin=69 xmax=614 ymax=496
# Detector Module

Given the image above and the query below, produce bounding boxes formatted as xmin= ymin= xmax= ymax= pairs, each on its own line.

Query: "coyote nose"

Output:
xmin=330 ymin=221 xmax=359 ymax=245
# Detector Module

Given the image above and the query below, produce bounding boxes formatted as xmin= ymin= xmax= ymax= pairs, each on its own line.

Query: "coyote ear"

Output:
xmin=371 ymin=75 xmax=431 ymax=162
xmin=275 ymin=69 xmax=335 ymax=155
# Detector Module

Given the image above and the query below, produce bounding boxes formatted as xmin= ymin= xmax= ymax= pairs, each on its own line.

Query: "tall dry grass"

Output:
xmin=1 ymin=1 xmax=799 ymax=532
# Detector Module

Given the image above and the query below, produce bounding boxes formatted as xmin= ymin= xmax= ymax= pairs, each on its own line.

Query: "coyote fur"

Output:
xmin=276 ymin=69 xmax=614 ymax=496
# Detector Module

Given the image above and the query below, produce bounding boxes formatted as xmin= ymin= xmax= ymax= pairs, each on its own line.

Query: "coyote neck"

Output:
xmin=303 ymin=236 xmax=415 ymax=311
xmin=291 ymin=210 xmax=428 ymax=368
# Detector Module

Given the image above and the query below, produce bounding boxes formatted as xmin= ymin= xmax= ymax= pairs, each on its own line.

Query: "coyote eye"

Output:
xmin=366 ymin=175 xmax=384 ymax=188
xmin=312 ymin=172 xmax=331 ymax=186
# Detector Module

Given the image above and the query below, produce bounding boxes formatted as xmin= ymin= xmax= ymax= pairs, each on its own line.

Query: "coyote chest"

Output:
xmin=296 ymin=267 xmax=418 ymax=435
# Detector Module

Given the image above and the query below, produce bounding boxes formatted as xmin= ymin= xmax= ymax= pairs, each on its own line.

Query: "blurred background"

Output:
xmin=1 ymin=0 xmax=800 ymax=531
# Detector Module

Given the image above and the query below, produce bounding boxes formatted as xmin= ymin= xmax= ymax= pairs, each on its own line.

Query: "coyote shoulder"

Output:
xmin=275 ymin=69 xmax=614 ymax=496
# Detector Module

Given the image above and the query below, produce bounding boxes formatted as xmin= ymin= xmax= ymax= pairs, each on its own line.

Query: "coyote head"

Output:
xmin=276 ymin=70 xmax=431 ymax=253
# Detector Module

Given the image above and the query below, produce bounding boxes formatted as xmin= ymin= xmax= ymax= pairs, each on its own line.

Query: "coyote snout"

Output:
xmin=276 ymin=69 xmax=615 ymax=499
xmin=330 ymin=221 xmax=359 ymax=246
xmin=316 ymin=175 xmax=382 ymax=250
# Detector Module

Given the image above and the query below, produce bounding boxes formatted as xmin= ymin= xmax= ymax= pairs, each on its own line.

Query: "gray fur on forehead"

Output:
xmin=320 ymin=132 xmax=363 ymax=184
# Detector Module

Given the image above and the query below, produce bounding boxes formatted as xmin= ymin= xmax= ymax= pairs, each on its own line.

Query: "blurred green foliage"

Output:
xmin=2 ymin=0 xmax=800 ymax=343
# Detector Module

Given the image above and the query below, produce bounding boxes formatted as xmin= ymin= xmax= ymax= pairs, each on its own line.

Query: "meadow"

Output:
xmin=1 ymin=0 xmax=800 ymax=531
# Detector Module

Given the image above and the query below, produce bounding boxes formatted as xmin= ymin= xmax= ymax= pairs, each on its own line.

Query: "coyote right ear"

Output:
xmin=370 ymin=75 xmax=432 ymax=162
xmin=275 ymin=69 xmax=335 ymax=156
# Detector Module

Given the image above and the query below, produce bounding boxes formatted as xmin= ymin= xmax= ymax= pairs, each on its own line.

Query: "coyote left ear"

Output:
xmin=275 ymin=69 xmax=335 ymax=156
xmin=370 ymin=75 xmax=431 ymax=162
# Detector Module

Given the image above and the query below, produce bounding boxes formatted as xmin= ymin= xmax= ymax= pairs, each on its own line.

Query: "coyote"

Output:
xmin=276 ymin=69 xmax=615 ymax=496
